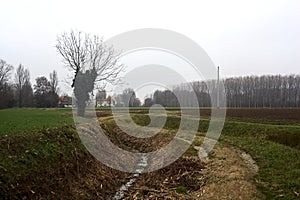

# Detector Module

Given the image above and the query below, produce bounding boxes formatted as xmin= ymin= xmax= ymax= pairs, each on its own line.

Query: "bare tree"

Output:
xmin=0 ymin=59 xmax=13 ymax=89
xmin=121 ymin=88 xmax=136 ymax=107
xmin=22 ymin=79 xmax=33 ymax=107
xmin=49 ymin=70 xmax=59 ymax=94
xmin=0 ymin=59 xmax=14 ymax=109
xmin=14 ymin=64 xmax=32 ymax=107
xmin=56 ymin=30 xmax=124 ymax=116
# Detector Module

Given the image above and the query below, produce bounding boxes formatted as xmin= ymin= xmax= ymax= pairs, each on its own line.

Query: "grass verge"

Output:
xmin=222 ymin=135 xmax=300 ymax=199
xmin=0 ymin=126 xmax=129 ymax=199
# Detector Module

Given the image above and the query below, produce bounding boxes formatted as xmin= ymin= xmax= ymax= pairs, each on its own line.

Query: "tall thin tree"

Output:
xmin=14 ymin=64 xmax=31 ymax=107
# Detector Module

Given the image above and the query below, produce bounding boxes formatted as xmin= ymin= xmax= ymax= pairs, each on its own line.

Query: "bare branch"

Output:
xmin=0 ymin=59 xmax=14 ymax=87
xmin=56 ymin=30 xmax=124 ymax=89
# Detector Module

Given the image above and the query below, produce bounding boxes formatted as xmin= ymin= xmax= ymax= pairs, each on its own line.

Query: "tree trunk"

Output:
xmin=77 ymin=98 xmax=86 ymax=117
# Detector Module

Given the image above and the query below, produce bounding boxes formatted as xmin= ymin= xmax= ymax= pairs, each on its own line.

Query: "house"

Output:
xmin=95 ymin=90 xmax=115 ymax=107
xmin=58 ymin=95 xmax=72 ymax=108
xmin=96 ymin=96 xmax=114 ymax=107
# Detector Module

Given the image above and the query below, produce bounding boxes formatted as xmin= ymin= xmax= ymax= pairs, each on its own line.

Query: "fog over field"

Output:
xmin=1 ymin=0 xmax=300 ymax=98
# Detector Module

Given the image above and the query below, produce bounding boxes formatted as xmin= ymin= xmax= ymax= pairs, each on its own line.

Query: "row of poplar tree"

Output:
xmin=144 ymin=74 xmax=300 ymax=108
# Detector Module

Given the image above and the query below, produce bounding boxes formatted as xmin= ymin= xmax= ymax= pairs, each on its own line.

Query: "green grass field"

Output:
xmin=0 ymin=108 xmax=74 ymax=135
xmin=1 ymin=108 xmax=300 ymax=199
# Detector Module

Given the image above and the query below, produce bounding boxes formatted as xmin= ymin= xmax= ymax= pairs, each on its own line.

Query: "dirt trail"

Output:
xmin=193 ymin=141 xmax=263 ymax=200
xmin=111 ymin=138 xmax=263 ymax=199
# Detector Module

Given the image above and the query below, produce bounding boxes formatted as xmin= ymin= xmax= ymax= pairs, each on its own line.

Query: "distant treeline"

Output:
xmin=0 ymin=59 xmax=60 ymax=109
xmin=144 ymin=74 xmax=300 ymax=108
xmin=2 ymin=57 xmax=299 ymax=109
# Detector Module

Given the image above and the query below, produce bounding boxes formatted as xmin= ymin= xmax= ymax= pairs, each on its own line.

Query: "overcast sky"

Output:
xmin=0 ymin=0 xmax=299 ymax=98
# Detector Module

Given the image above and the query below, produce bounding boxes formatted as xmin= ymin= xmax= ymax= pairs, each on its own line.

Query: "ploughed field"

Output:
xmin=0 ymin=108 xmax=300 ymax=199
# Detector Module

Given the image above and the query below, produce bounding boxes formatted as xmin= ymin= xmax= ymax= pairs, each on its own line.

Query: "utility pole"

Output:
xmin=217 ymin=66 xmax=220 ymax=108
